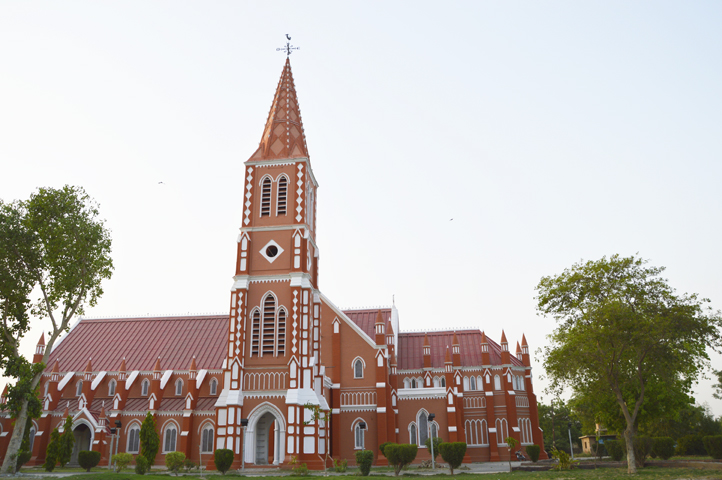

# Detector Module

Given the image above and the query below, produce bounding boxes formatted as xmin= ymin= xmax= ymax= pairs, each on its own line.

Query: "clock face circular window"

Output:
xmin=266 ymin=245 xmax=279 ymax=258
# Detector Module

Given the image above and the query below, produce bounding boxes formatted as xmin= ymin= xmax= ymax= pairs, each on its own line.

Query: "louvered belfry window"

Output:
xmin=277 ymin=176 xmax=287 ymax=215
xmin=261 ymin=177 xmax=272 ymax=216
xmin=262 ymin=294 xmax=276 ymax=356
xmin=277 ymin=308 xmax=286 ymax=355
xmin=251 ymin=310 xmax=261 ymax=355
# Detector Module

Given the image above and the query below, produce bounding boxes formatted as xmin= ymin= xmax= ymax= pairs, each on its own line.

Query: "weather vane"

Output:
xmin=276 ymin=34 xmax=300 ymax=56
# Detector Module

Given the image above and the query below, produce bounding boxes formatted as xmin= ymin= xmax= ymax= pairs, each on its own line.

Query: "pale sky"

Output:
xmin=2 ymin=1 xmax=722 ymax=416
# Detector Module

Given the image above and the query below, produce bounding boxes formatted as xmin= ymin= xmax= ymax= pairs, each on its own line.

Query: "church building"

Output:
xmin=0 ymin=59 xmax=546 ymax=469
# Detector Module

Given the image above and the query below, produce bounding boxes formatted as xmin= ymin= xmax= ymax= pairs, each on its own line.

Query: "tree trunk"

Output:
xmin=623 ymin=426 xmax=637 ymax=474
xmin=1 ymin=370 xmax=43 ymax=473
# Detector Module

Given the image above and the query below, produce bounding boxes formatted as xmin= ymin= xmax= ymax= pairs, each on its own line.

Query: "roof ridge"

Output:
xmin=78 ymin=313 xmax=227 ymax=321
xmin=341 ymin=305 xmax=392 ymax=311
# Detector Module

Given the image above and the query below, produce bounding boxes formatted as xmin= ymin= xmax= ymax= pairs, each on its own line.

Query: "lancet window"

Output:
xmin=251 ymin=293 xmax=286 ymax=357
xmin=261 ymin=177 xmax=272 ymax=217
xmin=277 ymin=176 xmax=287 ymax=215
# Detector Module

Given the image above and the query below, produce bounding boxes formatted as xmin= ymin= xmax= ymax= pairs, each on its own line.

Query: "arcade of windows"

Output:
xmin=260 ymin=175 xmax=289 ymax=217
xmin=402 ymin=376 xmax=445 ymax=389
xmin=251 ymin=293 xmax=286 ymax=357
xmin=408 ymin=410 xmax=439 ymax=447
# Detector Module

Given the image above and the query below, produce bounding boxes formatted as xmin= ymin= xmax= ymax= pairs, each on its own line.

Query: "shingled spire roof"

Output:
xmin=249 ymin=58 xmax=309 ymax=161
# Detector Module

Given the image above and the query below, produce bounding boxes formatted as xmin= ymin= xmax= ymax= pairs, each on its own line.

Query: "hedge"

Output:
xmin=214 ymin=449 xmax=234 ymax=475
xmin=384 ymin=444 xmax=418 ymax=476
xmin=78 ymin=451 xmax=101 ymax=472
xmin=354 ymin=450 xmax=374 ymax=476
xmin=703 ymin=436 xmax=722 ymax=460
xmin=525 ymin=444 xmax=541 ymax=463
xmin=652 ymin=437 xmax=675 ymax=460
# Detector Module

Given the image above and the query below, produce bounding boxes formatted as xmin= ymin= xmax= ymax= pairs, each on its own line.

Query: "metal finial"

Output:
xmin=276 ymin=34 xmax=300 ymax=56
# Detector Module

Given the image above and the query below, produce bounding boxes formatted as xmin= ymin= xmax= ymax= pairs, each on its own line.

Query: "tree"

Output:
xmin=0 ymin=186 xmax=113 ymax=473
xmin=43 ymin=428 xmax=60 ymax=471
xmin=537 ymin=398 xmax=582 ymax=454
xmin=505 ymin=436 xmax=518 ymax=472
xmin=57 ymin=416 xmax=75 ymax=468
xmin=537 ymin=255 xmax=722 ymax=474
xmin=139 ymin=412 xmax=160 ymax=466
xmin=383 ymin=444 xmax=418 ymax=476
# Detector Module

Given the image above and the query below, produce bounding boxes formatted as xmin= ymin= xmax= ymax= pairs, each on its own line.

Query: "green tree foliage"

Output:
xmin=354 ymin=450 xmax=374 ymax=476
xmin=78 ymin=450 xmax=101 ymax=472
xmin=550 ymin=446 xmax=578 ymax=470
xmin=213 ymin=449 xmax=233 ymax=475
xmin=112 ymin=452 xmax=133 ymax=472
xmin=438 ymin=442 xmax=466 ymax=475
xmin=537 ymin=398 xmax=582 ymax=454
xmin=57 ymin=416 xmax=75 ymax=468
xmin=165 ymin=451 xmax=185 ymax=475
xmin=378 ymin=442 xmax=391 ymax=457
xmin=0 ymin=186 xmax=113 ymax=473
xmin=134 ymin=455 xmax=150 ymax=475
xmin=645 ymin=403 xmax=722 ymax=439
xmin=537 ymin=255 xmax=722 ymax=474
xmin=424 ymin=436 xmax=442 ymax=462
xmin=383 ymin=444 xmax=418 ymax=476
xmin=43 ymin=428 xmax=60 ymax=471
xmin=139 ymin=412 xmax=159 ymax=466
xmin=526 ymin=444 xmax=541 ymax=463
xmin=703 ymin=436 xmax=722 ymax=459
xmin=652 ymin=437 xmax=675 ymax=460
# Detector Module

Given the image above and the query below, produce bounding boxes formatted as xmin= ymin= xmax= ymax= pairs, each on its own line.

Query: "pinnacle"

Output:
xmin=51 ymin=359 xmax=60 ymax=373
xmin=423 ymin=333 xmax=430 ymax=348
xmin=375 ymin=310 xmax=384 ymax=325
xmin=500 ymin=330 xmax=508 ymax=344
xmin=189 ymin=356 xmax=197 ymax=371
xmin=248 ymin=59 xmax=309 ymax=161
xmin=85 ymin=358 xmax=92 ymax=372
xmin=118 ymin=358 xmax=126 ymax=372
xmin=480 ymin=331 xmax=487 ymax=344
xmin=516 ymin=341 xmax=522 ymax=354
xmin=452 ymin=331 xmax=459 ymax=345
xmin=37 ymin=333 xmax=45 ymax=345
xmin=154 ymin=357 xmax=162 ymax=371
xmin=521 ymin=333 xmax=528 ymax=346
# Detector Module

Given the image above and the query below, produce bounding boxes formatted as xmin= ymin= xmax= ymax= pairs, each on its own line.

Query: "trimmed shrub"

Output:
xmin=424 ymin=436 xmax=443 ymax=462
xmin=633 ymin=436 xmax=653 ymax=467
xmin=379 ymin=442 xmax=392 ymax=457
xmin=676 ymin=434 xmax=706 ymax=456
xmin=652 ymin=437 xmax=675 ymax=460
xmin=333 ymin=458 xmax=348 ymax=472
xmin=384 ymin=444 xmax=418 ymax=476
xmin=703 ymin=436 xmax=722 ymax=460
xmin=112 ymin=452 xmax=134 ymax=472
xmin=526 ymin=444 xmax=541 ymax=463
xmin=605 ymin=439 xmax=624 ymax=461
xmin=135 ymin=455 xmax=150 ymax=475
xmin=165 ymin=451 xmax=186 ymax=475
xmin=78 ymin=450 xmax=101 ymax=472
xmin=214 ymin=448 xmax=234 ymax=475
xmin=438 ymin=442 xmax=467 ymax=475
xmin=354 ymin=449 xmax=374 ymax=476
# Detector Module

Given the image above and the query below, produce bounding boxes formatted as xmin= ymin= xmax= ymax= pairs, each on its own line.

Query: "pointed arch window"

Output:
xmin=175 ymin=379 xmax=183 ymax=396
xmin=418 ymin=411 xmax=429 ymax=446
xmin=261 ymin=177 xmax=272 ymax=217
xmin=127 ymin=424 xmax=141 ymax=453
xmin=163 ymin=424 xmax=178 ymax=453
xmin=409 ymin=423 xmax=417 ymax=445
xmin=354 ymin=420 xmax=365 ymax=449
xmin=353 ymin=359 xmax=364 ymax=379
xmin=108 ymin=379 xmax=116 ymax=397
xmin=276 ymin=176 xmax=287 ymax=216
xmin=262 ymin=294 xmax=276 ymax=356
xmin=251 ymin=309 xmax=261 ymax=356
xmin=76 ymin=381 xmax=83 ymax=397
xmin=29 ymin=426 xmax=36 ymax=453
xmin=141 ymin=379 xmax=150 ymax=396
xmin=210 ymin=378 xmax=218 ymax=396
xmin=470 ymin=376 xmax=477 ymax=391
xmin=410 ymin=378 xmax=417 ymax=389
xmin=201 ymin=424 xmax=214 ymax=453
xmin=441 ymin=377 xmax=446 ymax=388
xmin=494 ymin=374 xmax=501 ymax=391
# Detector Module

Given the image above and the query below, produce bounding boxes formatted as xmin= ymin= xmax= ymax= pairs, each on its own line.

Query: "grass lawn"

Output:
xmin=21 ymin=467 xmax=722 ymax=480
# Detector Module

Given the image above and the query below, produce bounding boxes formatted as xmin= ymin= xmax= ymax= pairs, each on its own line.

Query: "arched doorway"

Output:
xmin=70 ymin=423 xmax=92 ymax=465
xmin=255 ymin=412 xmax=279 ymax=465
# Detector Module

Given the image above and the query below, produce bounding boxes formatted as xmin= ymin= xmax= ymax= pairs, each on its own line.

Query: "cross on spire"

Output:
xmin=276 ymin=34 xmax=300 ymax=56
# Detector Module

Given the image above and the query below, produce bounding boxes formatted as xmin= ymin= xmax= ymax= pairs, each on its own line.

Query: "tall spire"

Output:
xmin=249 ymin=58 xmax=309 ymax=161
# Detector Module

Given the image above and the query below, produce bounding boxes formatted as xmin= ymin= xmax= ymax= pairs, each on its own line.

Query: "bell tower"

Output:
xmin=215 ymin=58 xmax=326 ymax=468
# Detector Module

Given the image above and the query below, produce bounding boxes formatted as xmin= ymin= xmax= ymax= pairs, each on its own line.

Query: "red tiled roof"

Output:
xmin=196 ymin=397 xmax=217 ymax=411
xmin=46 ymin=315 xmax=228 ymax=373
xmin=342 ymin=308 xmax=391 ymax=339
xmin=124 ymin=398 xmax=150 ymax=412
xmin=158 ymin=398 xmax=185 ymax=412
xmin=397 ymin=330 xmax=523 ymax=370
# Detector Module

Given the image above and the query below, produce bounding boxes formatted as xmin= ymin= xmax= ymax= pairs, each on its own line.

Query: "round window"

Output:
xmin=266 ymin=245 xmax=279 ymax=258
